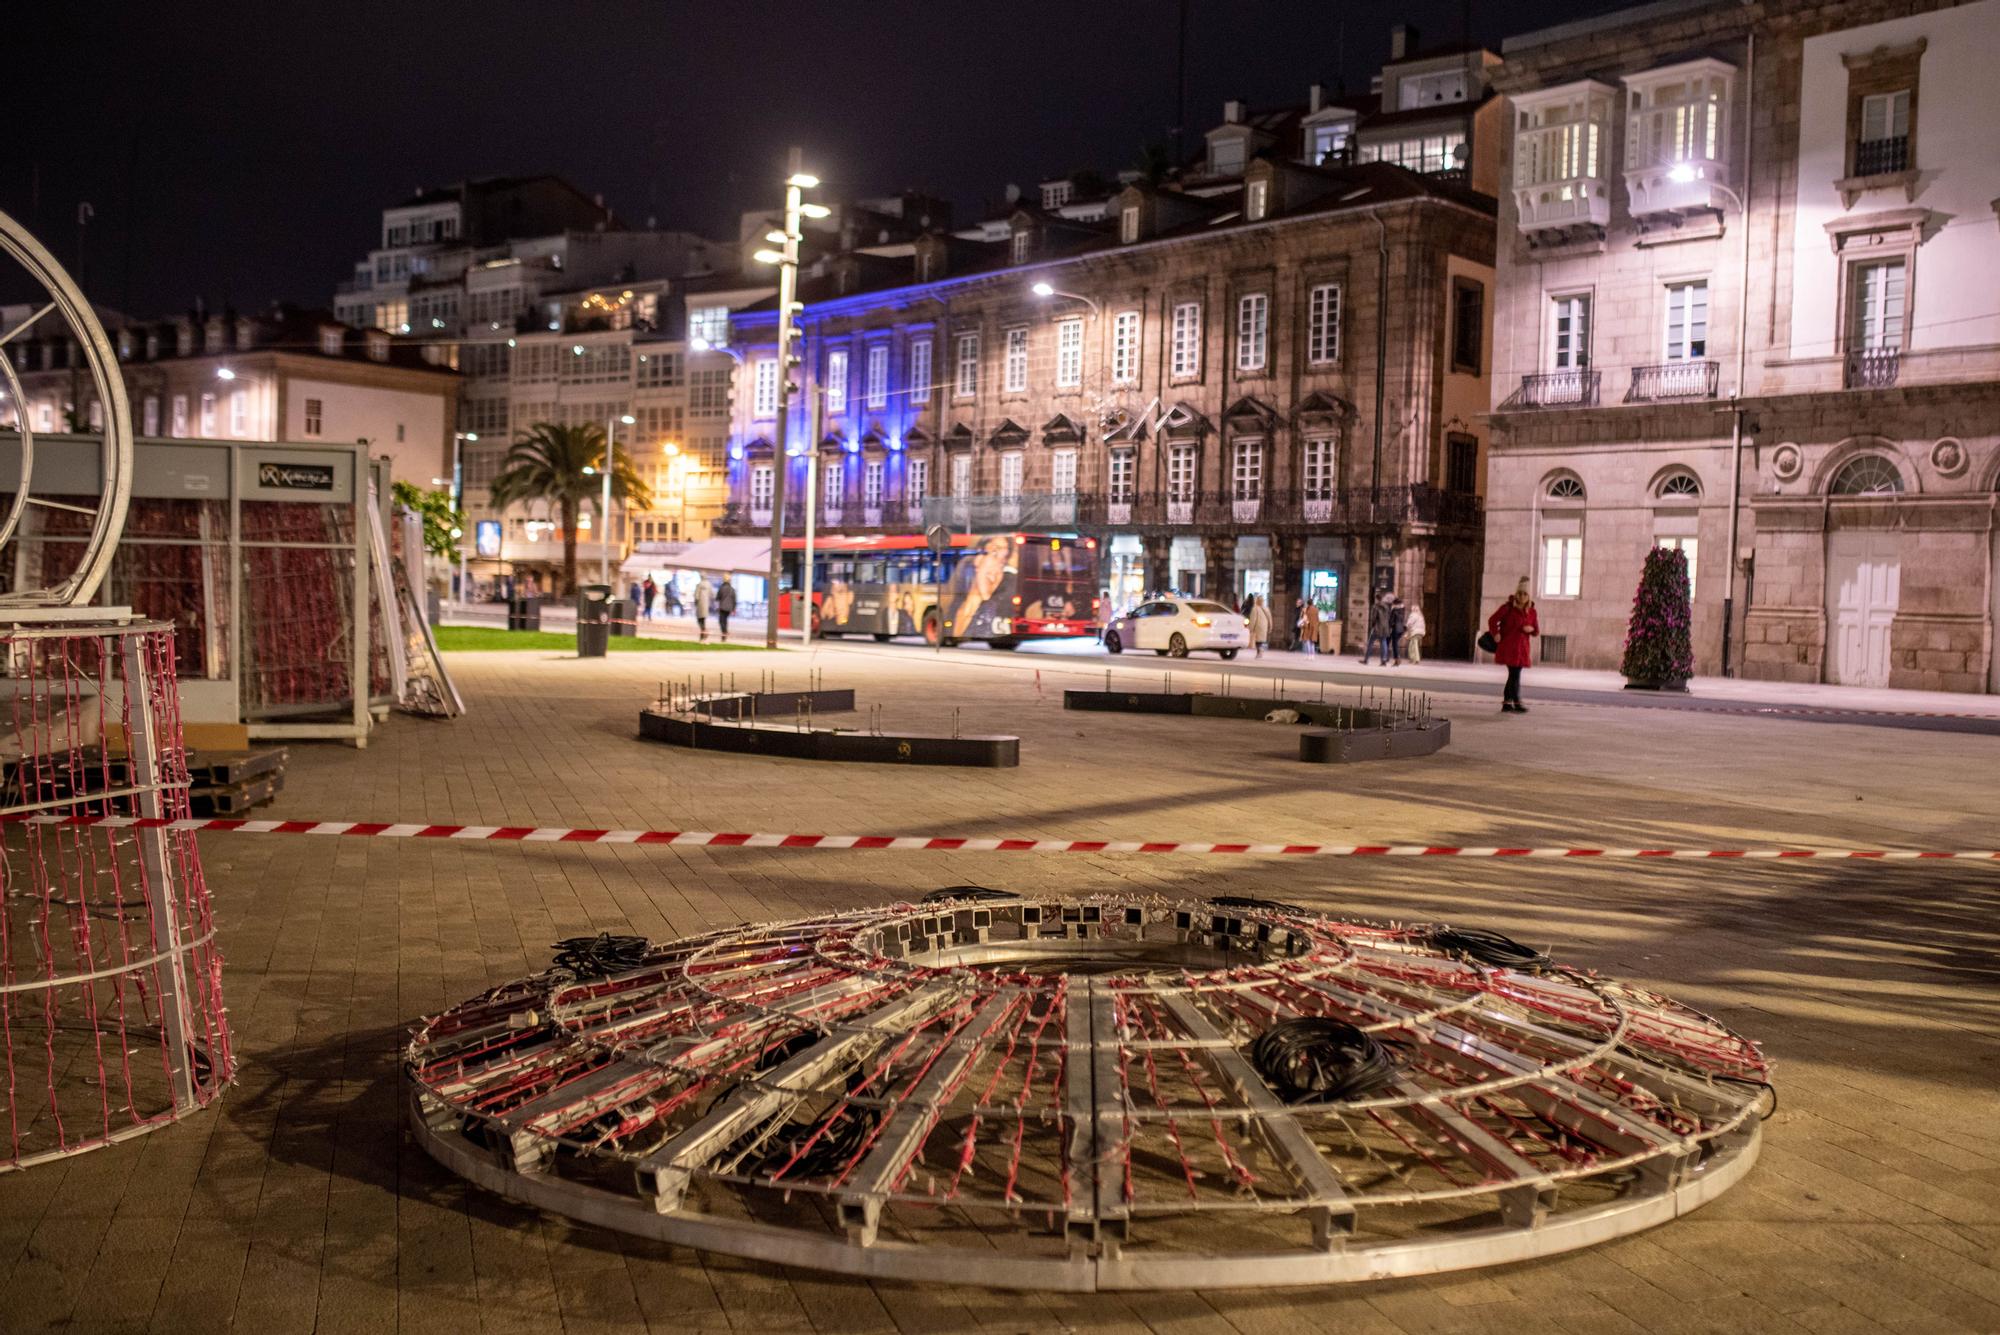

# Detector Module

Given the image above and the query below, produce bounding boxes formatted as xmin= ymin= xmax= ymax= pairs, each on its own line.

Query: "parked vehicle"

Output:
xmin=1101 ymin=598 xmax=1248 ymax=659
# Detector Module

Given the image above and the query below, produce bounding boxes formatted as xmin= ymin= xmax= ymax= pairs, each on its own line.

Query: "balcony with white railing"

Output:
xmin=1167 ymin=497 xmax=1194 ymax=524
xmin=1511 ymin=81 xmax=1616 ymax=234
xmin=1049 ymin=492 xmax=1077 ymax=525
xmin=1107 ymin=498 xmax=1133 ymax=525
xmin=1232 ymin=494 xmax=1262 ymax=523
xmin=1622 ymin=59 xmax=1735 ymax=217
xmin=1626 ymin=360 xmax=1720 ymax=402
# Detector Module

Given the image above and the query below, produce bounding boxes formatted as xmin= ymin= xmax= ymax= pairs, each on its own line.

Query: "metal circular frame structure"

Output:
xmin=406 ymin=896 xmax=1768 ymax=1291
xmin=0 ymin=205 xmax=133 ymax=608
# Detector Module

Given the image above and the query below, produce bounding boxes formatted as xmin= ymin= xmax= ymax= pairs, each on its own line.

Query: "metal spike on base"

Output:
xmin=405 ymin=897 xmax=1768 ymax=1291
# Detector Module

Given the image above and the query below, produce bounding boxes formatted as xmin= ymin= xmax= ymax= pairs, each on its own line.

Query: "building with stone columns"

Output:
xmin=1483 ymin=0 xmax=2000 ymax=691
xmin=718 ymin=141 xmax=1498 ymax=653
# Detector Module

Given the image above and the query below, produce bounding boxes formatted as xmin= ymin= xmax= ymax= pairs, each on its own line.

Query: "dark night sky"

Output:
xmin=15 ymin=1 xmax=1628 ymax=317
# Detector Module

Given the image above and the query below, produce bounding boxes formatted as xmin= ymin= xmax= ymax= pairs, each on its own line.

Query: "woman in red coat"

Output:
xmin=1487 ymin=577 xmax=1540 ymax=714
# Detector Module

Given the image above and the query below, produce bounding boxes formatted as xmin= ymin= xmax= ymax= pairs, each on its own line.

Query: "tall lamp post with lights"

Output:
xmin=1667 ymin=160 xmax=1753 ymax=677
xmin=751 ymin=150 xmax=829 ymax=647
xmin=586 ymin=412 xmax=636 ymax=588
xmin=450 ymin=431 xmax=476 ymax=604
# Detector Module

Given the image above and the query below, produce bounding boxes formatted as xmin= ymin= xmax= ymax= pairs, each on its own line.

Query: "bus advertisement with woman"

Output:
xmin=781 ymin=532 xmax=1099 ymax=647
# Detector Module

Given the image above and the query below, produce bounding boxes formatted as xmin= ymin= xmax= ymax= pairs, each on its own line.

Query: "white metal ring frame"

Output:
xmin=0 ymin=206 xmax=133 ymax=609
xmin=405 ymin=896 xmax=1769 ymax=1291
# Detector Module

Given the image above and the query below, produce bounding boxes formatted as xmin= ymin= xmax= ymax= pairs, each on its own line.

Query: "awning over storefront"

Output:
xmin=618 ymin=537 xmax=772 ymax=579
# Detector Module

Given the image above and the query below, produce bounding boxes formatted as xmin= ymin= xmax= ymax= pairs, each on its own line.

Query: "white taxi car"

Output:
xmin=1101 ymin=598 xmax=1249 ymax=659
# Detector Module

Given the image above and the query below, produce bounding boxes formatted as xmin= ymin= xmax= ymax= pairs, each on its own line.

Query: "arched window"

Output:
xmin=1539 ymin=474 xmax=1585 ymax=597
xmin=1657 ymin=472 xmax=1701 ymax=499
xmin=1830 ymin=455 xmax=1903 ymax=495
xmin=1546 ymin=475 xmax=1585 ymax=501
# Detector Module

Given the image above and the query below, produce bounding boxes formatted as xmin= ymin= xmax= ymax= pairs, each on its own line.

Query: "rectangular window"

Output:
xmin=141 ymin=395 xmax=160 ymax=437
xmin=1445 ymin=434 xmax=1478 ymax=494
xmin=1236 ymin=293 xmax=1268 ymax=371
xmin=171 ymin=395 xmax=188 ymax=437
xmin=1111 ymin=310 xmax=1140 ymax=384
xmin=1303 ymin=437 xmax=1335 ymax=497
xmin=1004 ymin=327 xmax=1028 ymax=393
xmin=950 ymin=453 xmax=970 ymax=498
xmin=1167 ymin=444 xmax=1196 ymax=500
xmin=866 ymin=343 xmax=889 ymax=408
xmin=304 ymin=398 xmax=323 ymax=437
xmin=1542 ymin=535 xmax=1584 ymax=598
xmin=199 ymin=393 xmax=217 ymax=437
xmin=1664 ymin=280 xmax=1709 ymax=361
xmin=1055 ymin=318 xmax=1083 ymax=388
xmin=1051 ymin=448 xmax=1077 ymax=495
xmin=1170 ymin=302 xmax=1201 ymax=379
xmin=1849 ymin=259 xmax=1906 ymax=351
xmin=1309 ymin=123 xmax=1351 ymax=165
xmin=1120 ymin=206 xmax=1140 ymax=243
xmin=88 ymin=400 xmax=103 ymax=431
xmin=635 ymin=351 xmax=683 ymax=388
xmin=999 ymin=451 xmax=1022 ymax=498
xmin=1231 ymin=440 xmax=1263 ymax=498
xmin=1859 ymin=90 xmax=1909 ymax=152
xmin=1108 ymin=450 xmax=1135 ymax=501
xmin=1657 ymin=537 xmax=1698 ymax=596
xmin=229 ymin=391 xmax=248 ymax=437
xmin=320 ymin=328 xmax=343 ymax=356
xmin=688 ymin=304 xmax=730 ymax=348
xmin=1551 ymin=295 xmax=1591 ymax=369
xmin=1011 ymin=232 xmax=1030 ymax=264
xmin=1452 ymin=280 xmax=1484 ymax=373
xmin=750 ymin=463 xmax=774 ymax=512
xmin=907 ymin=456 xmax=929 ymax=500
xmin=954 ymin=332 xmax=979 ymax=397
xmin=1307 ymin=283 xmax=1340 ymax=365
xmin=822 ymin=459 xmax=843 ymax=511
xmin=909 ymin=337 xmax=933 ymax=403
xmin=688 ymin=367 xmax=730 ymax=418
xmin=1246 ymin=179 xmax=1269 ymax=220
xmin=864 ymin=458 xmax=884 ymax=507
xmin=753 ymin=358 xmax=780 ymax=417
xmin=826 ymin=348 xmax=848 ymax=413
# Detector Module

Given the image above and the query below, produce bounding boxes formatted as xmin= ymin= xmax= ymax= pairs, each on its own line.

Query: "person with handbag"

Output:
xmin=1296 ymin=597 xmax=1321 ymax=655
xmin=1483 ymin=578 xmax=1539 ymax=713
xmin=1403 ymin=600 xmax=1427 ymax=663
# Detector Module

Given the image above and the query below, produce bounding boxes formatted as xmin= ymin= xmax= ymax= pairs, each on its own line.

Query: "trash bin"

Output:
xmin=575 ymin=585 xmax=612 ymax=658
xmin=608 ymin=598 xmax=637 ymax=637
xmin=425 ymin=589 xmax=442 ymax=626
xmin=507 ymin=596 xmax=541 ymax=632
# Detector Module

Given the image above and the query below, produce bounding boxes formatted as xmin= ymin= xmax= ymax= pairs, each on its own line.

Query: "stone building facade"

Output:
xmin=719 ymin=162 xmax=1496 ymax=652
xmin=1483 ymin=0 xmax=2000 ymax=691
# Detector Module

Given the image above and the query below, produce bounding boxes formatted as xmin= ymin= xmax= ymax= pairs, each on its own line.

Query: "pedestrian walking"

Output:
xmin=642 ymin=576 xmax=658 ymax=621
xmin=693 ymin=576 xmax=713 ymax=642
xmin=1246 ymin=593 xmax=1271 ymax=659
xmin=1296 ymin=597 xmax=1320 ymax=655
xmin=1403 ymin=600 xmax=1427 ymax=663
xmin=1362 ymin=592 xmax=1395 ymax=665
xmin=716 ymin=575 xmax=737 ymax=641
xmin=1387 ymin=595 xmax=1407 ymax=666
xmin=1486 ymin=578 xmax=1540 ymax=714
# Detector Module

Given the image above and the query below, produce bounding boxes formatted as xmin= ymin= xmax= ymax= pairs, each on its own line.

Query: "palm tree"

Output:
xmin=490 ymin=421 xmax=652 ymax=594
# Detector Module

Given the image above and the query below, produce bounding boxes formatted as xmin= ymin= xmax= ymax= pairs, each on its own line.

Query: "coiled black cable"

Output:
xmin=549 ymin=933 xmax=651 ymax=980
xmin=1249 ymin=1018 xmax=1401 ymax=1103
xmin=1427 ymin=925 xmax=1552 ymax=970
xmin=921 ymin=885 xmax=1019 ymax=903
xmin=1209 ymin=894 xmax=1309 ymax=914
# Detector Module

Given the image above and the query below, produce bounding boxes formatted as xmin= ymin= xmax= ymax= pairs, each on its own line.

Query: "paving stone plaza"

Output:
xmin=2 ymin=643 xmax=1995 ymax=1334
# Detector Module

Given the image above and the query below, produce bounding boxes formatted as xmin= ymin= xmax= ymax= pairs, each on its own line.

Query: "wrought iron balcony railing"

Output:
xmin=1506 ymin=370 xmax=1601 ymax=409
xmin=1626 ymin=360 xmax=1719 ymax=402
xmin=1844 ymin=347 xmax=1901 ymax=389
xmin=1853 ymin=135 xmax=1910 ymax=177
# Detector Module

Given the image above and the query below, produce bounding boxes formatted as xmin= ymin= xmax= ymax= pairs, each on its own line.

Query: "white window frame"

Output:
xmin=1004 ymin=326 xmax=1028 ymax=393
xmin=1011 ymin=231 xmax=1031 ymax=264
xmin=1860 ymin=90 xmax=1909 ymax=145
xmin=1111 ymin=310 xmax=1140 ymax=384
xmin=1551 ymin=294 xmax=1592 ymax=370
xmin=822 ymin=457 xmax=844 ymax=511
xmin=1108 ymin=449 xmax=1135 ymax=501
xmin=1664 ymin=280 xmax=1709 ymax=361
xmin=908 ymin=336 xmax=932 ymax=403
xmin=1246 ymin=179 xmax=1269 ymax=221
xmin=863 ymin=457 xmax=884 ymax=507
xmin=171 ymin=395 xmax=188 ymax=437
xmin=1303 ymin=436 xmax=1335 ymax=497
xmin=825 ymin=348 xmax=848 ymax=414
xmin=866 ymin=343 xmax=889 ymax=409
xmin=907 ymin=455 xmax=929 ymax=500
xmin=199 ymin=393 xmax=217 ymax=437
xmin=1051 ymin=448 xmax=1077 ymax=496
xmin=1307 ymin=283 xmax=1341 ymax=365
xmin=1120 ymin=206 xmax=1140 ymax=243
xmin=1170 ymin=302 xmax=1201 ymax=379
xmin=750 ymin=463 xmax=774 ymax=512
xmin=954 ymin=332 xmax=979 ymax=398
xmin=998 ymin=451 xmax=1023 ymax=499
xmin=753 ymin=358 xmax=780 ymax=418
xmin=950 ymin=452 xmax=971 ymax=499
xmin=1167 ymin=444 xmax=1197 ymax=501
xmin=304 ymin=397 xmax=323 ymax=437
xmin=1848 ymin=259 xmax=1907 ymax=352
xmin=141 ymin=395 xmax=160 ymax=437
xmin=1231 ymin=439 xmax=1263 ymax=499
xmin=1055 ymin=318 xmax=1083 ymax=388
xmin=1541 ymin=535 xmax=1584 ymax=598
xmin=1236 ymin=293 xmax=1269 ymax=372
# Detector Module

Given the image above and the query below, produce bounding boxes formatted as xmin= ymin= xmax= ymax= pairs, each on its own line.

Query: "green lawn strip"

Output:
xmin=434 ymin=627 xmax=772 ymax=653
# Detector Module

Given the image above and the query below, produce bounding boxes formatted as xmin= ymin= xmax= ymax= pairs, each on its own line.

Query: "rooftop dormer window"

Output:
xmin=1399 ymin=68 xmax=1468 ymax=108
xmin=320 ymin=327 xmax=344 ymax=356
xmin=1120 ymin=205 xmax=1140 ymax=244
xmin=1040 ymin=181 xmax=1073 ymax=210
xmin=1245 ymin=179 xmax=1270 ymax=222
xmin=1011 ymin=230 xmax=1031 ymax=264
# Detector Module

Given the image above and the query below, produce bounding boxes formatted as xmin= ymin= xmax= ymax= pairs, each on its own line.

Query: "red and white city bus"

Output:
xmin=776 ymin=532 xmax=1100 ymax=647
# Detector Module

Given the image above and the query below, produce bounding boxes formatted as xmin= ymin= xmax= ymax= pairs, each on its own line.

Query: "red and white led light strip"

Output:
xmin=4 ymin=812 xmax=1996 ymax=860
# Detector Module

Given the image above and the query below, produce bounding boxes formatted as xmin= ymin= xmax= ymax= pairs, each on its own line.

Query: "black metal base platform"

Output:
xmin=1063 ymin=689 xmax=1449 ymax=763
xmin=688 ymin=687 xmax=858 ymax=719
xmin=639 ymin=707 xmax=1019 ymax=767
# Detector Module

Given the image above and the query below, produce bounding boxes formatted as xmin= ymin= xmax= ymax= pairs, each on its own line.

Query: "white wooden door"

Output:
xmin=1825 ymin=531 xmax=1899 ymax=687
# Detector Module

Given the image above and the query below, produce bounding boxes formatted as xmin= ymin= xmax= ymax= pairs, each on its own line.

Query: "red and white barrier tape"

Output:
xmin=4 ymin=813 xmax=1995 ymax=860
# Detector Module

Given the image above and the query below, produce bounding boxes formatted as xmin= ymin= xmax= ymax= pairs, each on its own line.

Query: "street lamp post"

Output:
xmin=451 ymin=431 xmax=476 ymax=605
xmin=600 ymin=412 xmax=634 ymax=588
xmin=753 ymin=149 xmax=829 ymax=647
